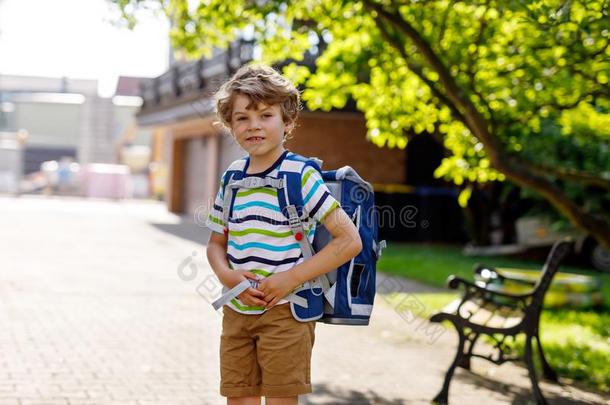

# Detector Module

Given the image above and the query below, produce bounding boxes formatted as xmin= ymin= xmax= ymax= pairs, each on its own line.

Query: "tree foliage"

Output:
xmin=110 ymin=0 xmax=610 ymax=248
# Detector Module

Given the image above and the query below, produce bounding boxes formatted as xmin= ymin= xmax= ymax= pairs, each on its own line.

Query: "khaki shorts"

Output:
xmin=220 ymin=303 xmax=316 ymax=397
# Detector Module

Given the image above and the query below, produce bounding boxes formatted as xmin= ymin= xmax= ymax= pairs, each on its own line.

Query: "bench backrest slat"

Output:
xmin=528 ymin=239 xmax=573 ymax=315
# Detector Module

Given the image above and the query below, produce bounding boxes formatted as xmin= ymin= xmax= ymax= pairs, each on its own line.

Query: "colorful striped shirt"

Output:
xmin=206 ymin=151 xmax=340 ymax=315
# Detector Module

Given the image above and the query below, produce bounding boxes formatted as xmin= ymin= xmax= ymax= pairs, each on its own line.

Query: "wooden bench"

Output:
xmin=429 ymin=240 xmax=573 ymax=405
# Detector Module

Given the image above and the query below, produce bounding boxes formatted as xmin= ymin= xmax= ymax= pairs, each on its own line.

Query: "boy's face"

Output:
xmin=230 ymin=94 xmax=293 ymax=158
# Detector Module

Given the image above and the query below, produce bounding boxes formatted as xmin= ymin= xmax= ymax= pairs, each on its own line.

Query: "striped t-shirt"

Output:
xmin=206 ymin=150 xmax=340 ymax=315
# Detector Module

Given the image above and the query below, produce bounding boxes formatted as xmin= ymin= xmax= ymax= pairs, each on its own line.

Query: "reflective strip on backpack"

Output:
xmin=212 ymin=279 xmax=252 ymax=311
xmin=285 ymin=293 xmax=308 ymax=308
xmin=222 ymin=176 xmax=286 ymax=229
xmin=285 ymin=204 xmax=315 ymax=258
xmin=212 ymin=279 xmax=309 ymax=310
xmin=373 ymin=240 xmax=387 ymax=259
xmin=221 ymin=175 xmax=236 ymax=231
xmin=285 ymin=203 xmax=332 ymax=305
xmin=229 ymin=176 xmax=284 ymax=190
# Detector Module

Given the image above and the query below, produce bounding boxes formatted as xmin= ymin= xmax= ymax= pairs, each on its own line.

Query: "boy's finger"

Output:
xmin=263 ymin=294 xmax=276 ymax=305
xmin=247 ymin=296 xmax=267 ymax=306
xmin=247 ymin=287 xmax=264 ymax=297
xmin=265 ymin=297 xmax=279 ymax=309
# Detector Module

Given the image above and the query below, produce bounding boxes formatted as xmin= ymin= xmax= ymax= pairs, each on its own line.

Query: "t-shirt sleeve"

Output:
xmin=205 ymin=175 xmax=226 ymax=234
xmin=301 ymin=166 xmax=340 ymax=224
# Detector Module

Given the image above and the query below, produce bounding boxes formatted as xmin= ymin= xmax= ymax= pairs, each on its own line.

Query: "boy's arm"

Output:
xmin=206 ymin=232 xmax=266 ymax=306
xmin=206 ymin=231 xmax=232 ymax=282
xmin=258 ymin=207 xmax=362 ymax=308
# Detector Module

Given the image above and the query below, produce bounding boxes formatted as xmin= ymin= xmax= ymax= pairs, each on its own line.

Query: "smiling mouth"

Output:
xmin=246 ymin=136 xmax=265 ymax=142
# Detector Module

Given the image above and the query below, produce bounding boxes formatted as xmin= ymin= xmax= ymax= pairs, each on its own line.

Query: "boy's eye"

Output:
xmin=262 ymin=114 xmax=273 ymax=118
xmin=236 ymin=117 xmax=246 ymax=121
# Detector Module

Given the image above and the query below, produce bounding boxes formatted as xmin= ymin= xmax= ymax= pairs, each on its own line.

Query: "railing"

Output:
xmin=139 ymin=40 xmax=255 ymax=112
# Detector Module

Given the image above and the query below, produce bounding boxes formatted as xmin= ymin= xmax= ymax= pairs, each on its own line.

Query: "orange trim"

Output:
xmin=372 ymin=183 xmax=415 ymax=194
xmin=169 ymin=139 xmax=185 ymax=213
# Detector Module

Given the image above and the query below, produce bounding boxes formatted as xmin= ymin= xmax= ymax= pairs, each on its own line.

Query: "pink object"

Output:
xmin=83 ymin=163 xmax=131 ymax=199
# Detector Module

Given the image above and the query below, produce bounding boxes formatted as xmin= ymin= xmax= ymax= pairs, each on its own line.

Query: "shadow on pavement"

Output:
xmin=308 ymin=383 xmax=407 ymax=404
xmin=455 ymin=370 xmax=604 ymax=405
xmin=150 ymin=218 xmax=212 ymax=246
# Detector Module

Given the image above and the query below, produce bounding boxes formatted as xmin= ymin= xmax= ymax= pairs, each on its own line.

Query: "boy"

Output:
xmin=206 ymin=65 xmax=362 ymax=405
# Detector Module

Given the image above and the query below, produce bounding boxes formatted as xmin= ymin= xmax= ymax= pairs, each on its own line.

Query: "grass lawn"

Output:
xmin=378 ymin=243 xmax=610 ymax=393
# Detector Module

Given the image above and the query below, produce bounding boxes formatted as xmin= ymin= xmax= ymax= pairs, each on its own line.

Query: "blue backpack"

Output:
xmin=211 ymin=152 xmax=386 ymax=325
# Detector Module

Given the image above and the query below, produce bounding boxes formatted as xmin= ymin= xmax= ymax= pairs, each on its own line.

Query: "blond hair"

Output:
xmin=214 ymin=65 xmax=301 ymax=132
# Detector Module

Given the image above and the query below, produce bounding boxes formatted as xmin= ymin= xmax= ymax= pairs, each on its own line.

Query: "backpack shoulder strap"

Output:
xmin=277 ymin=152 xmax=323 ymax=258
xmin=277 ymin=153 xmax=333 ymax=304
xmin=277 ymin=152 xmax=323 ymax=219
xmin=221 ymin=158 xmax=248 ymax=190
xmin=221 ymin=157 xmax=249 ymax=234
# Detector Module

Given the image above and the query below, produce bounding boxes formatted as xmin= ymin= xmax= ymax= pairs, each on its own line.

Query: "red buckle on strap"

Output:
xmin=294 ymin=232 xmax=303 ymax=241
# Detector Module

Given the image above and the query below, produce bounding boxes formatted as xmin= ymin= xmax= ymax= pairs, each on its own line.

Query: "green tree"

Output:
xmin=111 ymin=0 xmax=610 ymax=248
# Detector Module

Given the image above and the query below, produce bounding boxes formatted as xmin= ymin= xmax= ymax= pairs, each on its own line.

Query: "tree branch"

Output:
xmin=466 ymin=0 xmax=496 ymax=132
xmin=437 ymin=0 xmax=454 ymax=47
xmin=516 ymin=159 xmax=610 ymax=192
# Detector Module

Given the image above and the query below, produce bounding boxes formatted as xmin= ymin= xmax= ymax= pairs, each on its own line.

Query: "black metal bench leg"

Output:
xmin=458 ymin=332 xmax=479 ymax=370
xmin=525 ymin=336 xmax=547 ymax=405
xmin=535 ymin=334 xmax=558 ymax=382
xmin=433 ymin=329 xmax=465 ymax=404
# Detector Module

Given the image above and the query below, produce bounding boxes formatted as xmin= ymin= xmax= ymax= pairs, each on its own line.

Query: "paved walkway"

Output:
xmin=0 ymin=196 xmax=607 ymax=405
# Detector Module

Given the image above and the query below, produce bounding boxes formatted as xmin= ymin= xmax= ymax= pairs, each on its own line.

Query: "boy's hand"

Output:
xmin=219 ymin=269 xmax=267 ymax=307
xmin=258 ymin=270 xmax=300 ymax=309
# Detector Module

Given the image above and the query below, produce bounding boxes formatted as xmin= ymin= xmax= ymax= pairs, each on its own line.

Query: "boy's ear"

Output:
xmin=285 ymin=120 xmax=296 ymax=135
